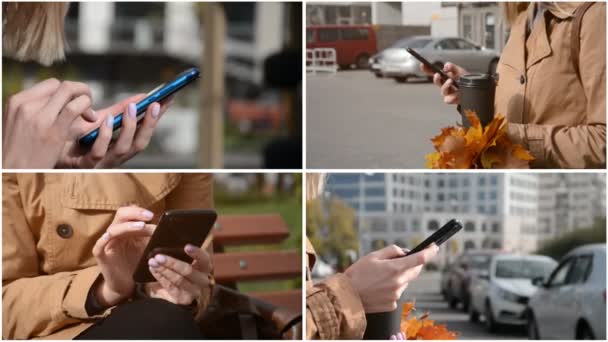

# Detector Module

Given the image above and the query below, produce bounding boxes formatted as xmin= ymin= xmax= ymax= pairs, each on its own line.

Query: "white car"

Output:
xmin=527 ymin=244 xmax=606 ymax=340
xmin=468 ymin=254 xmax=557 ymax=332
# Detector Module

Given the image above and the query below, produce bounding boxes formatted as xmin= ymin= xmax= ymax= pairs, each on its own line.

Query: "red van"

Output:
xmin=307 ymin=25 xmax=378 ymax=69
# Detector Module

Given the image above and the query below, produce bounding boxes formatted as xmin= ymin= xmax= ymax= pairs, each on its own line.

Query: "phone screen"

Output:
xmin=78 ymin=67 xmax=200 ymax=148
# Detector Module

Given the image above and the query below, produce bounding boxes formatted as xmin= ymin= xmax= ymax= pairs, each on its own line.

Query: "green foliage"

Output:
xmin=307 ymin=198 xmax=358 ymax=271
xmin=214 ymin=176 xmax=301 ymax=292
xmin=535 ymin=217 xmax=606 ymax=260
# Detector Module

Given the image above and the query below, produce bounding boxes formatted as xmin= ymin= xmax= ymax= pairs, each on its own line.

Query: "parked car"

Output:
xmin=441 ymin=250 xmax=501 ymax=312
xmin=468 ymin=254 xmax=557 ymax=332
xmin=526 ymin=244 xmax=606 ymax=340
xmin=306 ymin=25 xmax=377 ymax=69
xmin=376 ymin=36 xmax=499 ymax=83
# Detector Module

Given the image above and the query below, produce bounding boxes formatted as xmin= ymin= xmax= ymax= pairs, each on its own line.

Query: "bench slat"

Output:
xmin=214 ymin=251 xmax=301 ymax=283
xmin=250 ymin=290 xmax=302 ymax=312
xmin=213 ymin=214 xmax=289 ymax=246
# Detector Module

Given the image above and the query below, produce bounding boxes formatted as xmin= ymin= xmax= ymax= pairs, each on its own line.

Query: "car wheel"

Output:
xmin=356 ymin=54 xmax=370 ymax=69
xmin=468 ymin=303 xmax=479 ymax=323
xmin=577 ymin=321 xmax=595 ymax=340
xmin=488 ymin=59 xmax=498 ymax=75
xmin=527 ymin=311 xmax=540 ymax=340
xmin=484 ymin=301 xmax=498 ymax=333
xmin=395 ymin=76 xmax=408 ymax=83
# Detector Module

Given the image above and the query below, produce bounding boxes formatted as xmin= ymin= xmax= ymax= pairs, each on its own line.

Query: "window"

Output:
xmin=490 ymin=191 xmax=497 ymax=200
xmin=438 ymin=179 xmax=445 ymax=188
xmin=485 ymin=13 xmax=496 ymax=49
xmin=436 ymin=39 xmax=457 ymax=50
xmin=329 ymin=174 xmax=359 ymax=184
xmin=464 ymin=240 xmax=476 ymax=250
xmin=491 ymin=222 xmax=500 ymax=233
xmin=438 ymin=193 xmax=445 ymax=202
xmin=462 ymin=192 xmax=469 ymax=200
xmin=424 ymin=193 xmax=430 ymax=201
xmin=490 ymin=176 xmax=498 ymax=185
xmin=333 ymin=188 xmax=359 ymax=198
xmin=453 ymin=38 xmax=476 ymax=50
xmin=428 ymin=220 xmax=440 ymax=231
xmin=364 ymin=174 xmax=385 ymax=182
xmin=306 ymin=29 xmax=314 ymax=44
xmin=479 ymin=177 xmax=486 ymax=186
xmin=547 ymin=258 xmax=575 ymax=287
xmin=463 ymin=178 xmax=470 ymax=186
xmin=462 ymin=15 xmax=472 ymax=40
xmin=489 ymin=205 xmax=497 ymax=214
xmin=568 ymin=255 xmax=593 ymax=284
xmin=478 ymin=192 xmax=485 ymax=200
xmin=365 ymin=202 xmax=386 ymax=211
xmin=340 ymin=28 xmax=369 ymax=40
xmin=365 ymin=187 xmax=385 ymax=197
xmin=464 ymin=221 xmax=475 ymax=232
xmin=449 ymin=178 xmax=457 ymax=187
xmin=318 ymin=28 xmax=339 ymax=42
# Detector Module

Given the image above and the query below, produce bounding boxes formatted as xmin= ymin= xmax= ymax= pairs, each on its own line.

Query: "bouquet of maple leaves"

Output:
xmin=425 ymin=111 xmax=534 ymax=169
xmin=399 ymin=302 xmax=458 ymax=340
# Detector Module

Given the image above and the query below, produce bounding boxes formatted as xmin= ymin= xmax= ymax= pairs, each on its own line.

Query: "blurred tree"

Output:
xmin=535 ymin=217 xmax=606 ymax=260
xmin=307 ymin=198 xmax=358 ymax=272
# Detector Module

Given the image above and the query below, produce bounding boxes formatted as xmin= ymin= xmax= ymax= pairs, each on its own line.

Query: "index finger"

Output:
xmin=391 ymin=244 xmax=438 ymax=271
xmin=44 ymin=81 xmax=92 ymax=123
xmin=112 ymin=205 xmax=155 ymax=224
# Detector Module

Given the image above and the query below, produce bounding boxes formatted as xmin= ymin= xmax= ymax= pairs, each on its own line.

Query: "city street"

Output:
xmin=307 ymin=70 xmax=458 ymax=169
xmin=402 ymin=271 xmax=527 ymax=340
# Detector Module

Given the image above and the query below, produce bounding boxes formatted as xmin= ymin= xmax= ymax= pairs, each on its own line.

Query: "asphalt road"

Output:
xmin=402 ymin=271 xmax=527 ymax=340
xmin=306 ymin=70 xmax=460 ymax=169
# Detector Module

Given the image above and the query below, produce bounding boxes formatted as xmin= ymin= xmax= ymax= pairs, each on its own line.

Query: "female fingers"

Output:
xmin=109 ymin=102 xmax=138 ymax=158
xmin=185 ymin=244 xmax=212 ymax=273
xmin=92 ymin=222 xmax=154 ymax=257
xmin=131 ymin=103 xmax=161 ymax=152
xmin=43 ymin=81 xmax=92 ymax=125
xmin=82 ymin=114 xmax=114 ymax=168
xmin=391 ymin=244 xmax=438 ymax=272
xmin=53 ymin=94 xmax=94 ymax=136
xmin=150 ymin=254 xmax=209 ymax=287
xmin=148 ymin=257 xmax=202 ymax=294
xmin=113 ymin=206 xmax=155 ymax=224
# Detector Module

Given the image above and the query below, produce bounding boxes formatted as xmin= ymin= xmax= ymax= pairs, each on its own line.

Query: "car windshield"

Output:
xmin=470 ymin=255 xmax=491 ymax=271
xmin=394 ymin=38 xmax=431 ymax=49
xmin=495 ymin=259 xmax=554 ymax=279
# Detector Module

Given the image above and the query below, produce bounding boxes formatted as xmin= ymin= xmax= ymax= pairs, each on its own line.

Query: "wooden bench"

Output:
xmin=211 ymin=214 xmax=301 ymax=313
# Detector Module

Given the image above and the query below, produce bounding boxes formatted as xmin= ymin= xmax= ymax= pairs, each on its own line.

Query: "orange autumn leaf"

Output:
xmin=399 ymin=302 xmax=458 ymax=340
xmin=426 ymin=111 xmax=533 ymax=169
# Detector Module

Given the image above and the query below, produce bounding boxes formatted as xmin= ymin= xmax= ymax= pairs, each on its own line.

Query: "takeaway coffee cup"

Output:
xmin=458 ymin=73 xmax=496 ymax=127
xmin=363 ymin=305 xmax=403 ymax=339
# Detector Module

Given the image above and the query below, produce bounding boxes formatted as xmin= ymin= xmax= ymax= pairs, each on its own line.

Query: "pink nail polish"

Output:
xmin=152 ymin=103 xmax=160 ymax=118
xmin=155 ymin=254 xmax=167 ymax=263
xmin=148 ymin=258 xmax=159 ymax=267
xmin=106 ymin=115 xmax=114 ymax=128
xmin=142 ymin=210 xmax=154 ymax=219
xmin=128 ymin=103 xmax=137 ymax=118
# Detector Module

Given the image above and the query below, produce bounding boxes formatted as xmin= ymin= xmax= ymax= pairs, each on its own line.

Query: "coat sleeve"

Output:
xmin=2 ymin=174 xmax=106 ymax=339
xmin=508 ymin=4 xmax=606 ymax=169
xmin=164 ymin=173 xmax=215 ymax=317
xmin=306 ymin=240 xmax=366 ymax=339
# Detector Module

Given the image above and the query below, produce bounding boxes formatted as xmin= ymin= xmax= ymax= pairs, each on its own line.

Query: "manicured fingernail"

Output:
xmin=106 ymin=115 xmax=114 ymax=128
xmin=131 ymin=221 xmax=145 ymax=228
xmin=155 ymin=254 xmax=167 ymax=264
xmin=398 ymin=332 xmax=404 ymax=339
xmin=128 ymin=103 xmax=137 ymax=118
xmin=390 ymin=336 xmax=396 ymax=340
xmin=148 ymin=258 xmax=159 ymax=267
xmin=142 ymin=210 xmax=154 ymax=219
xmin=152 ymin=103 xmax=160 ymax=118
xmin=185 ymin=244 xmax=197 ymax=254
xmin=102 ymin=232 xmax=109 ymax=240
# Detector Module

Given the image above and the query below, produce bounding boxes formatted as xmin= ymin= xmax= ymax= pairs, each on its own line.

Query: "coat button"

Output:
xmin=520 ymin=75 xmax=525 ymax=84
xmin=57 ymin=224 xmax=73 ymax=239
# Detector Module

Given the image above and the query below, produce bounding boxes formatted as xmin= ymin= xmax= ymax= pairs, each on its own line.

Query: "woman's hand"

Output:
xmin=390 ymin=332 xmax=406 ymax=340
xmin=145 ymin=244 xmax=213 ymax=306
xmin=92 ymin=206 xmax=156 ymax=307
xmin=420 ymin=62 xmax=468 ymax=105
xmin=57 ymin=93 xmax=173 ymax=169
xmin=2 ymin=78 xmax=98 ymax=168
xmin=344 ymin=244 xmax=438 ymax=313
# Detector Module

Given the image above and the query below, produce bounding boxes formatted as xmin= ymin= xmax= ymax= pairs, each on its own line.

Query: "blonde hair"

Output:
xmin=502 ymin=2 xmax=530 ymax=26
xmin=3 ymin=2 xmax=69 ymax=66
xmin=306 ymin=173 xmax=326 ymax=201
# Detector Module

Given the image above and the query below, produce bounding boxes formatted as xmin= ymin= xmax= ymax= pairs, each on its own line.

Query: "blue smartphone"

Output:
xmin=78 ymin=67 xmax=200 ymax=148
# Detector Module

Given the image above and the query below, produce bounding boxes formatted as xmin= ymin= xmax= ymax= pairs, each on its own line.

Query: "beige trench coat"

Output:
xmin=2 ymin=173 xmax=214 ymax=339
xmin=498 ymin=2 xmax=606 ymax=168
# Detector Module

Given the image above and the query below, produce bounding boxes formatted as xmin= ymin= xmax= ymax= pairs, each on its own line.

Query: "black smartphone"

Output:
xmin=404 ymin=218 xmax=462 ymax=256
xmin=133 ymin=208 xmax=217 ymax=283
xmin=78 ymin=67 xmax=200 ymax=148
xmin=406 ymin=47 xmax=459 ymax=89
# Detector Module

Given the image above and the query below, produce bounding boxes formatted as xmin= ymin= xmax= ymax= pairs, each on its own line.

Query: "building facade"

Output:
xmin=324 ymin=173 xmax=606 ymax=265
